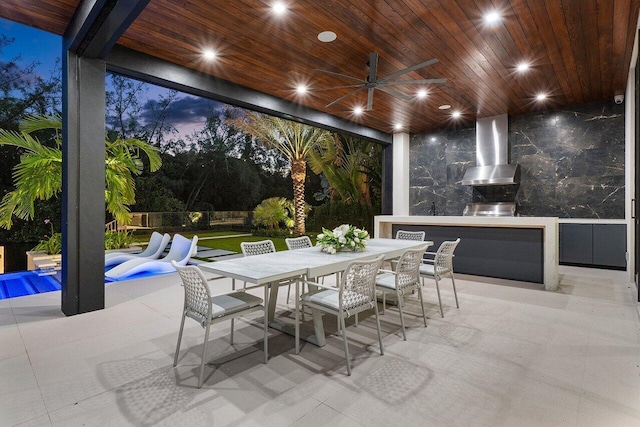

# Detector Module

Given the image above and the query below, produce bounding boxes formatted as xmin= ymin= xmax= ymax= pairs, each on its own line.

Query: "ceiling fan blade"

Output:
xmin=314 ymin=68 xmax=365 ymax=83
xmin=368 ymin=52 xmax=378 ymax=83
xmin=311 ymin=84 xmax=364 ymax=92
xmin=325 ymin=86 xmax=367 ymax=108
xmin=382 ymin=78 xmax=447 ymax=86
xmin=380 ymin=58 xmax=439 ymax=82
xmin=377 ymin=86 xmax=413 ymax=101
xmin=366 ymin=88 xmax=374 ymax=110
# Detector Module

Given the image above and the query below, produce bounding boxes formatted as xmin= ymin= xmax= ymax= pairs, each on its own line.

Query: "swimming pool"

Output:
xmin=0 ymin=271 xmax=62 ymax=300
xmin=0 ymin=268 xmax=178 ymax=300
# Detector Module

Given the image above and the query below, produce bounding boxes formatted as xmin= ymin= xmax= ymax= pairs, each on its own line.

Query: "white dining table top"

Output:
xmin=198 ymin=238 xmax=432 ymax=284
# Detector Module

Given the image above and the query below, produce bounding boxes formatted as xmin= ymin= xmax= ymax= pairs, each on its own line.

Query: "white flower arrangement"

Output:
xmin=316 ymin=224 xmax=369 ymax=254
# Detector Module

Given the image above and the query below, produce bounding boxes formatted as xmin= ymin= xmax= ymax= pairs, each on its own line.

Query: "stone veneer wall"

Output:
xmin=409 ymin=100 xmax=625 ymax=218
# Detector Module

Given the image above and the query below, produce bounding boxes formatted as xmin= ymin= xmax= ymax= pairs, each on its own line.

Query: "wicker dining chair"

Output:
xmin=241 ymin=239 xmax=277 ymax=256
xmin=285 ymin=236 xmax=313 ymax=250
xmin=172 ymin=261 xmax=266 ymax=388
xmin=299 ymin=254 xmax=386 ymax=376
xmin=395 ymin=230 xmax=426 ymax=241
xmin=419 ymin=239 xmax=461 ymax=318
xmin=375 ymin=244 xmax=430 ymax=340
xmin=389 ymin=230 xmax=426 ymax=271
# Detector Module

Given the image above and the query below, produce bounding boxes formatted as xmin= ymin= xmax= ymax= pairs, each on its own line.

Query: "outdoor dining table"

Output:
xmin=198 ymin=237 xmax=433 ymax=356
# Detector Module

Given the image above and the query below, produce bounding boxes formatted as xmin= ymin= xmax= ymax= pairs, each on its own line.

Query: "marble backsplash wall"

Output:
xmin=410 ymin=100 xmax=625 ymax=218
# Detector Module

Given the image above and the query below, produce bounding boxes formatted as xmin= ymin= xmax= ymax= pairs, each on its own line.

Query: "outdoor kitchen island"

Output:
xmin=375 ymin=216 xmax=559 ymax=291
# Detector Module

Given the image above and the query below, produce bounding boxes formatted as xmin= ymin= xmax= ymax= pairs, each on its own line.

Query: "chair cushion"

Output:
xmin=375 ymin=272 xmax=397 ymax=290
xmin=419 ymin=264 xmax=449 ymax=277
xmin=302 ymin=289 xmax=370 ymax=312
xmin=210 ymin=292 xmax=263 ymax=318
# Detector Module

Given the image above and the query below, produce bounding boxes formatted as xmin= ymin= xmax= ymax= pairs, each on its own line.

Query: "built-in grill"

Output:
xmin=462 ymin=202 xmax=516 ymax=217
xmin=461 ymin=114 xmax=519 ymax=216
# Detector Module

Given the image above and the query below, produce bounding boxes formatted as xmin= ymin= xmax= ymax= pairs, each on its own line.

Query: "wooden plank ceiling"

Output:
xmin=2 ymin=0 xmax=639 ymax=135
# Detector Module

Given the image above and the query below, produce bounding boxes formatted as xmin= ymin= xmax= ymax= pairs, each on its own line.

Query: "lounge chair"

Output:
xmin=105 ymin=234 xmax=198 ymax=280
xmin=104 ymin=231 xmax=171 ymax=267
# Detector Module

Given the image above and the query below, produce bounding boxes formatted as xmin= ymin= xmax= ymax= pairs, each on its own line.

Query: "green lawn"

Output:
xmin=130 ymin=229 xmax=248 ymax=243
xmin=132 ymin=230 xmax=317 ymax=255
xmin=197 ymin=235 xmax=289 ymax=253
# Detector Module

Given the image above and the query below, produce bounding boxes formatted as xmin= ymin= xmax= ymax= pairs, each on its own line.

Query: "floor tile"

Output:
xmin=0 ymin=266 xmax=638 ymax=426
xmin=0 ymin=355 xmax=48 ymax=426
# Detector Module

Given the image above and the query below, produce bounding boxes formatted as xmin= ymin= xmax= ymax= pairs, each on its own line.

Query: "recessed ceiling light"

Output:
xmin=484 ymin=11 xmax=501 ymax=25
xmin=516 ymin=62 xmax=530 ymax=73
xmin=272 ymin=1 xmax=287 ymax=15
xmin=417 ymin=89 xmax=428 ymax=99
xmin=318 ymin=31 xmax=337 ymax=43
xmin=353 ymin=106 xmax=364 ymax=115
xmin=439 ymin=104 xmax=451 ymax=110
xmin=536 ymin=93 xmax=547 ymax=101
xmin=430 ymin=137 xmax=437 ymax=142
xmin=203 ymin=49 xmax=217 ymax=61
xmin=296 ymin=84 xmax=308 ymax=95
xmin=452 ymin=110 xmax=461 ymax=119
xmin=394 ymin=123 xmax=403 ymax=131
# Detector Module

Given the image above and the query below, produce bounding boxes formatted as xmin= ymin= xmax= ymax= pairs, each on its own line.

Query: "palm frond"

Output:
xmin=19 ymin=114 xmax=62 ymax=133
xmin=0 ymin=129 xmax=48 ymax=152
xmin=0 ymin=114 xmax=162 ymax=229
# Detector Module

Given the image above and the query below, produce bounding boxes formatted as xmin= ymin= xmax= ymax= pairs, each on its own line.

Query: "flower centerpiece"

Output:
xmin=316 ymin=224 xmax=369 ymax=254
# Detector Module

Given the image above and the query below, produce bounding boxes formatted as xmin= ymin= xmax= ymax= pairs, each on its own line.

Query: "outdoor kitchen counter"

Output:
xmin=374 ymin=216 xmax=559 ymax=291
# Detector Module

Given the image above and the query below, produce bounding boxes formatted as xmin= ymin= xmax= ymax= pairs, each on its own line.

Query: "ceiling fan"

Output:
xmin=314 ymin=52 xmax=446 ymax=111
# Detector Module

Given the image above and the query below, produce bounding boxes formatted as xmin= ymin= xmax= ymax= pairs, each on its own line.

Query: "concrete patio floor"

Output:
xmin=1 ymin=265 xmax=639 ymax=426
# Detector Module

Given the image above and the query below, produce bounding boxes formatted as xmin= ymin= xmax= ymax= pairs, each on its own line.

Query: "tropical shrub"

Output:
xmin=32 ymin=218 xmax=61 ymax=254
xmin=308 ymin=134 xmax=382 ymax=207
xmin=34 ymin=230 xmax=135 ymax=254
xmin=252 ymin=197 xmax=293 ymax=230
xmin=104 ymin=230 xmax=134 ymax=250
xmin=33 ymin=232 xmax=62 ymax=255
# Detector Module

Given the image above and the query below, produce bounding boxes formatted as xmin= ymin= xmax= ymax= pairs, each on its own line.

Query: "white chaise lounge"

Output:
xmin=105 ymin=234 xmax=198 ymax=280
xmin=105 ymin=231 xmax=171 ymax=267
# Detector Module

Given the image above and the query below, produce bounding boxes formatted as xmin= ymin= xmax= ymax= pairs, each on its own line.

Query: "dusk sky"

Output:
xmin=0 ymin=17 xmax=222 ymax=138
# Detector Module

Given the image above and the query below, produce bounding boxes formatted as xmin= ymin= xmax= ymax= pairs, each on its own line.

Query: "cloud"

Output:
xmin=138 ymin=95 xmax=225 ymax=125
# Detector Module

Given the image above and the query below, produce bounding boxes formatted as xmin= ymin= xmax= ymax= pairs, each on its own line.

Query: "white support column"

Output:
xmin=625 ymin=9 xmax=640 ymax=288
xmin=392 ymin=132 xmax=410 ymax=216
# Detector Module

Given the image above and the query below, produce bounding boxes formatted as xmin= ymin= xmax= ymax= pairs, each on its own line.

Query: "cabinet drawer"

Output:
xmin=592 ymin=224 xmax=627 ymax=268
xmin=559 ymin=223 xmax=626 ymax=269
xmin=560 ymin=224 xmax=593 ymax=265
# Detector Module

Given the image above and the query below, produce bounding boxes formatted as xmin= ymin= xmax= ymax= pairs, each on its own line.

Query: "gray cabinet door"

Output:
xmin=560 ymin=224 xmax=593 ymax=264
xmin=593 ymin=224 xmax=627 ymax=268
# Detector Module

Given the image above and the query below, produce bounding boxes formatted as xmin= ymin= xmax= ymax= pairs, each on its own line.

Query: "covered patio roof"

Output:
xmin=2 ymin=0 xmax=639 ymax=135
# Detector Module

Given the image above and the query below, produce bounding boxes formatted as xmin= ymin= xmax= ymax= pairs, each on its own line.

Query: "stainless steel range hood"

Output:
xmin=461 ymin=114 xmax=520 ymax=186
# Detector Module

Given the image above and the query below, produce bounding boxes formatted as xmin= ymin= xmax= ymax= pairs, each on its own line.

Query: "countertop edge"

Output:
xmin=374 ymin=215 xmax=558 ymax=227
xmin=375 ymin=216 xmax=627 ymax=226
xmin=557 ymin=218 xmax=627 ymax=224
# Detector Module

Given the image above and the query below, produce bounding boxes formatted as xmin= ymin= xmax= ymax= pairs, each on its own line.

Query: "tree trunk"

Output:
xmin=291 ymin=158 xmax=306 ymax=235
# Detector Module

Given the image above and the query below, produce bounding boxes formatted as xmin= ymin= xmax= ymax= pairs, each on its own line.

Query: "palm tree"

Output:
xmin=308 ymin=133 xmax=382 ymax=207
xmin=0 ymin=114 xmax=161 ymax=229
xmin=229 ymin=111 xmax=331 ymax=235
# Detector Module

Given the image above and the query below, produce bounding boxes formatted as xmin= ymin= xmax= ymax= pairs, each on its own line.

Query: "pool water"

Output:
xmin=0 ymin=271 xmax=61 ymax=300
xmin=0 ymin=268 xmax=178 ymax=300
